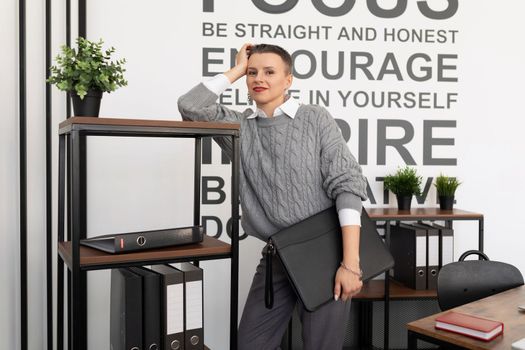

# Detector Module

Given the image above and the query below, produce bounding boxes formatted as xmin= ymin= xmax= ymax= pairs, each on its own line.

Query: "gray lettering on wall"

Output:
xmin=407 ymin=53 xmax=432 ymax=81
xmin=365 ymin=178 xmax=377 ymax=204
xmin=312 ymin=0 xmax=356 ymax=17
xmin=251 ymin=0 xmax=298 ymax=14
xmin=291 ymin=50 xmax=316 ymax=79
xmin=367 ymin=0 xmax=407 ymax=19
xmin=202 ymin=216 xmax=221 ymax=238
xmin=335 ymin=118 xmax=350 ymax=142
xmin=417 ymin=0 xmax=458 ymax=20
xmin=202 ymin=176 xmax=226 ymax=204
xmin=309 ymin=90 xmax=329 ymax=106
xmin=423 ymin=120 xmax=457 ymax=165
xmin=225 ymin=217 xmax=248 ymax=240
xmin=202 ymin=47 xmax=224 ymax=76
xmin=350 ymin=52 xmax=375 ymax=80
xmin=415 ymin=177 xmax=434 ymax=204
xmin=202 ymin=215 xmax=248 ymax=240
xmin=377 ymin=52 xmax=403 ymax=81
xmin=203 ymin=0 xmax=214 ymax=12
xmin=377 ymin=119 xmax=416 ymax=165
xmin=321 ymin=51 xmax=344 ymax=79
xmin=359 ymin=119 xmax=368 ymax=165
xmin=202 ymin=138 xmax=230 ymax=165
xmin=438 ymin=54 xmax=458 ymax=82
xmin=375 ymin=177 xmax=390 ymax=204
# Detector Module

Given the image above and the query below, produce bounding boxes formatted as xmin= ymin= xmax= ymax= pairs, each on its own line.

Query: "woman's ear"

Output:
xmin=286 ymin=73 xmax=293 ymax=89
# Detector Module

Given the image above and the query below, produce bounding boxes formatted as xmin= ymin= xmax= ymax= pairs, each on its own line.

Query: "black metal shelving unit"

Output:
xmin=53 ymin=117 xmax=240 ymax=350
xmin=355 ymin=208 xmax=484 ymax=350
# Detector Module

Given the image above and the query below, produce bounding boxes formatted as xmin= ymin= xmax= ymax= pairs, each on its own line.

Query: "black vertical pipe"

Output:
xmin=19 ymin=0 xmax=28 ymax=348
xmin=66 ymin=0 xmax=71 ymax=118
xmin=57 ymin=135 xmax=65 ymax=350
xmin=230 ymin=134 xmax=240 ymax=350
xmin=194 ymin=138 xmax=202 ymax=226
xmin=79 ymin=0 xmax=86 ymax=37
xmin=45 ymin=0 xmax=52 ymax=348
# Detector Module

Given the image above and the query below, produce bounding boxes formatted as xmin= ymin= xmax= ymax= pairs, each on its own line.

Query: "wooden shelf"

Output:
xmin=58 ymin=235 xmax=231 ymax=270
xmin=367 ymin=207 xmax=483 ymax=220
xmin=353 ymin=279 xmax=437 ymax=300
xmin=59 ymin=117 xmax=240 ymax=135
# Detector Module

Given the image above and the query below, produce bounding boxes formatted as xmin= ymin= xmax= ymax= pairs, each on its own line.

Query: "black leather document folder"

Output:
xmin=129 ymin=267 xmax=162 ymax=350
xmin=80 ymin=226 xmax=204 ymax=253
xmin=110 ymin=268 xmax=142 ymax=350
xmin=390 ymin=224 xmax=427 ymax=290
xmin=172 ymin=262 xmax=204 ymax=350
xmin=150 ymin=264 xmax=185 ymax=350
xmin=269 ymin=207 xmax=394 ymax=312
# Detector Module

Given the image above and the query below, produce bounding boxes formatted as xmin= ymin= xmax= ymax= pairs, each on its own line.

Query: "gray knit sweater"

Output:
xmin=178 ymin=83 xmax=368 ymax=241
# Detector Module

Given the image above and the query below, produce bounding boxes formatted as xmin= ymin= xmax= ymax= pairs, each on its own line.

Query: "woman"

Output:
xmin=178 ymin=43 xmax=368 ymax=350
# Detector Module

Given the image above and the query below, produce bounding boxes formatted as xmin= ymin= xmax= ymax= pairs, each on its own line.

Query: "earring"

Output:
xmin=247 ymin=92 xmax=253 ymax=104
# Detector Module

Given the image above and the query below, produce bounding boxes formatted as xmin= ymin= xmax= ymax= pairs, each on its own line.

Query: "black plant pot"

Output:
xmin=439 ymin=195 xmax=455 ymax=210
xmin=70 ymin=89 xmax=103 ymax=117
xmin=396 ymin=195 xmax=412 ymax=210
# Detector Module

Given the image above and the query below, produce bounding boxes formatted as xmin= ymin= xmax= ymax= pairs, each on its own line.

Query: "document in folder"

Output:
xmin=390 ymin=224 xmax=427 ymax=290
xmin=172 ymin=262 xmax=204 ymax=350
xmin=110 ymin=269 xmax=143 ymax=350
xmin=150 ymin=264 xmax=185 ymax=350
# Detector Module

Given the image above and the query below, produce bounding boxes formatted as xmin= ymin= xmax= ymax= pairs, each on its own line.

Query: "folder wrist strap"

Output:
xmin=340 ymin=261 xmax=363 ymax=280
xmin=264 ymin=239 xmax=276 ymax=309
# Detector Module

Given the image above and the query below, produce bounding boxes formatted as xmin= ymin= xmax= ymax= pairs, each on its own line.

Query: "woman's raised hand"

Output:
xmin=225 ymin=43 xmax=253 ymax=83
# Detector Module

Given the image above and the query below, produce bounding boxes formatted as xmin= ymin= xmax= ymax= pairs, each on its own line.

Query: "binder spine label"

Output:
xmin=167 ymin=284 xmax=184 ymax=334
xmin=416 ymin=235 xmax=426 ymax=266
xmin=186 ymin=281 xmax=203 ymax=329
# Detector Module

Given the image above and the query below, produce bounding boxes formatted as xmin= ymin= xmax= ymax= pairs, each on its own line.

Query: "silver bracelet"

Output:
xmin=340 ymin=261 xmax=363 ymax=280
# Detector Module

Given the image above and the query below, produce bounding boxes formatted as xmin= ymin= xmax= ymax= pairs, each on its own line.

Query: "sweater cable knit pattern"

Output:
xmin=178 ymin=83 xmax=367 ymax=240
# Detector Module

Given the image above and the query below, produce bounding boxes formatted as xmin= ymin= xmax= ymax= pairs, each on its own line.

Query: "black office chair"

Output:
xmin=437 ymin=250 xmax=524 ymax=311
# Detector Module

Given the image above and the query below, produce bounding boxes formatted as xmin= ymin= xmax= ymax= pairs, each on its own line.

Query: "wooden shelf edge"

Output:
xmin=366 ymin=207 xmax=483 ymax=220
xmin=59 ymin=116 xmax=240 ymax=131
xmin=58 ymin=235 xmax=231 ymax=270
xmin=353 ymin=279 xmax=437 ymax=300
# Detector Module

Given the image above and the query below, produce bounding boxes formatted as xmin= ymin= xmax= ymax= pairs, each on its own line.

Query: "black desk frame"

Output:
xmin=54 ymin=121 xmax=240 ymax=350
xmin=407 ymin=329 xmax=468 ymax=350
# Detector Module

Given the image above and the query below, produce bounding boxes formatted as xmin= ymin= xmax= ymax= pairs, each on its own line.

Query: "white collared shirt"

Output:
xmin=203 ymin=74 xmax=361 ymax=227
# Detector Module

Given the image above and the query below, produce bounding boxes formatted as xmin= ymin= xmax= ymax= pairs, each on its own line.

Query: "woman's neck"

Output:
xmin=257 ymin=96 xmax=287 ymax=118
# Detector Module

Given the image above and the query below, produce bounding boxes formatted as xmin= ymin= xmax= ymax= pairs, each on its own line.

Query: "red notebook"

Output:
xmin=435 ymin=311 xmax=504 ymax=341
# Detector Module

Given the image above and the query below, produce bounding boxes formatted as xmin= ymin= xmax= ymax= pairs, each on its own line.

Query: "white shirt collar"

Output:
xmin=247 ymin=97 xmax=301 ymax=119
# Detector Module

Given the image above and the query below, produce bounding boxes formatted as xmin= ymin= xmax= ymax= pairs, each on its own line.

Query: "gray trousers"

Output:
xmin=238 ymin=252 xmax=352 ymax=350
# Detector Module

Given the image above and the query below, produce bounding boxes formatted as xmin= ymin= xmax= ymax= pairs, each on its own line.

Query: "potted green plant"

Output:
xmin=434 ymin=174 xmax=461 ymax=210
xmin=383 ymin=166 xmax=422 ymax=210
xmin=47 ymin=37 xmax=127 ymax=117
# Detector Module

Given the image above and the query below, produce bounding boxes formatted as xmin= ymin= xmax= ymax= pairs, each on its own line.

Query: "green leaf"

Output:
xmin=47 ymin=36 xmax=127 ymax=94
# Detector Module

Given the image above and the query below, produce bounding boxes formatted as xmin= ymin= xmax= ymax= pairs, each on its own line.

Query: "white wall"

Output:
xmin=1 ymin=0 xmax=21 ymax=348
xmin=2 ymin=1 xmax=525 ymax=349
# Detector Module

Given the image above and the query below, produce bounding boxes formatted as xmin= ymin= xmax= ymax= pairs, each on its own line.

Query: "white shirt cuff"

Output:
xmin=338 ymin=208 xmax=361 ymax=227
xmin=203 ymin=74 xmax=231 ymax=95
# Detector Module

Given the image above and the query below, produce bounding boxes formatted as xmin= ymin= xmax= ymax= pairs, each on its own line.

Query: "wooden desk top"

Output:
xmin=407 ymin=285 xmax=525 ymax=350
xmin=366 ymin=207 xmax=483 ymax=220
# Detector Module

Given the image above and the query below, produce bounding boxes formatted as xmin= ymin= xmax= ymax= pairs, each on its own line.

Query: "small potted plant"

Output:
xmin=47 ymin=37 xmax=127 ymax=117
xmin=383 ymin=166 xmax=422 ymax=210
xmin=434 ymin=174 xmax=461 ymax=210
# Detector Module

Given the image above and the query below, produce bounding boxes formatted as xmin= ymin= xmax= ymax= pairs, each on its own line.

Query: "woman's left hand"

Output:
xmin=334 ymin=264 xmax=363 ymax=302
